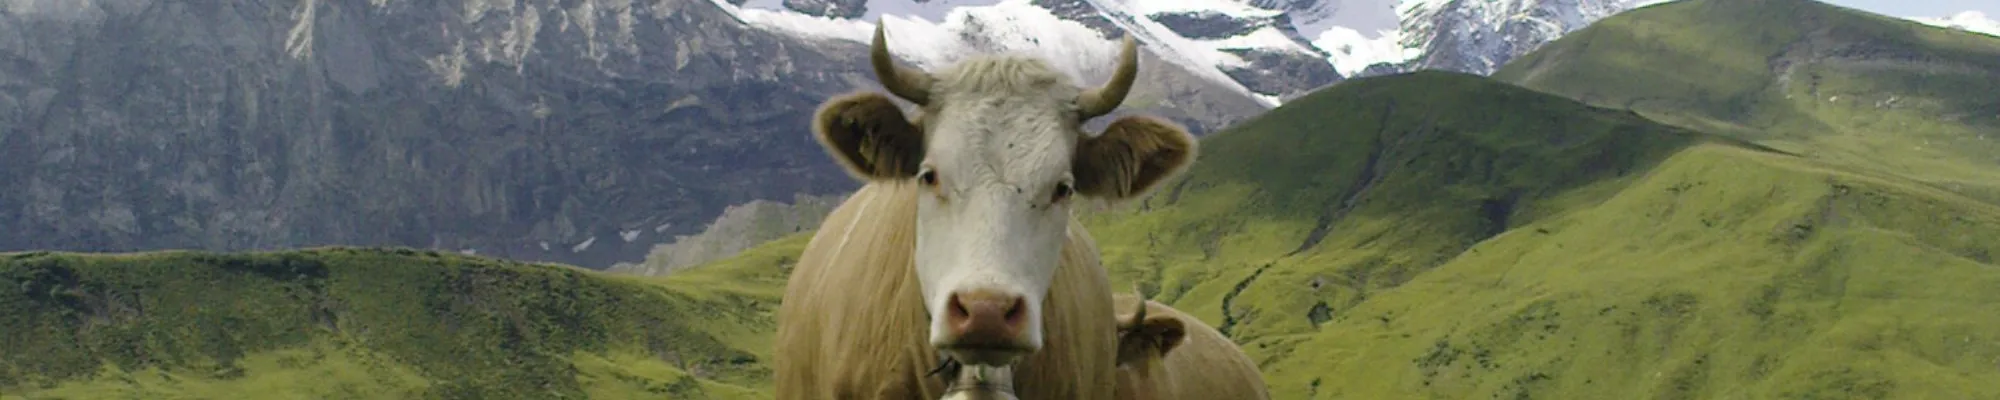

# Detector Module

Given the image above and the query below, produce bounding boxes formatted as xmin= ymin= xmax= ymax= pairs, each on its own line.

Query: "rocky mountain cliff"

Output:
xmin=0 ymin=0 xmax=1265 ymax=268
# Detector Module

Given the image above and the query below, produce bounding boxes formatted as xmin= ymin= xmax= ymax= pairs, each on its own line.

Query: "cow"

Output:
xmin=771 ymin=20 xmax=1200 ymax=399
xmin=1112 ymin=292 xmax=1271 ymax=400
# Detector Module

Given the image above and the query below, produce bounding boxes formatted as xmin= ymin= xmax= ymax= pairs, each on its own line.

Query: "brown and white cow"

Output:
xmin=772 ymin=20 xmax=1199 ymax=399
xmin=1112 ymin=292 xmax=1271 ymax=400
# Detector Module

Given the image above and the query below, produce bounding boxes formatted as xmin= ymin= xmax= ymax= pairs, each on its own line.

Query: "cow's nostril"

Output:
xmin=948 ymin=293 xmax=971 ymax=320
xmin=1003 ymin=297 xmax=1026 ymax=324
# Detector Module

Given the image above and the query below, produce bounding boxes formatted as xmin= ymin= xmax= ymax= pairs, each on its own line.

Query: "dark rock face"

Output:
xmin=1396 ymin=0 xmax=1637 ymax=75
xmin=1152 ymin=11 xmax=1269 ymax=40
xmin=1135 ymin=5 xmax=1344 ymax=100
xmin=0 ymin=0 xmax=1264 ymax=269
xmin=0 ymin=0 xmax=885 ymax=268
xmin=1032 ymin=0 xmax=1123 ymax=38
xmin=784 ymin=0 xmax=869 ymax=18
xmin=1219 ymin=48 xmax=1342 ymax=99
xmin=1355 ymin=61 xmax=1405 ymax=78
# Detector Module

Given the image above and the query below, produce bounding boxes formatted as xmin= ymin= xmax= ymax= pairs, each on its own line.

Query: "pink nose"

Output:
xmin=944 ymin=289 xmax=1029 ymax=349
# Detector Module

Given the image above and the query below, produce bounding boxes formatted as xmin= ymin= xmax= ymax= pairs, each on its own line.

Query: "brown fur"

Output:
xmin=1112 ymin=293 xmax=1271 ymax=400
xmin=773 ymin=180 xmax=1120 ymax=399
xmin=811 ymin=92 xmax=927 ymax=180
xmin=1075 ymin=115 xmax=1199 ymax=200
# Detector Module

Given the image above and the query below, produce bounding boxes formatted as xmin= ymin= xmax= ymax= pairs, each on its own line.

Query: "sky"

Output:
xmin=1820 ymin=0 xmax=1996 ymax=19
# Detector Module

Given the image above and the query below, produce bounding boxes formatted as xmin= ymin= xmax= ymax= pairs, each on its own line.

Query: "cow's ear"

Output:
xmin=1074 ymin=115 xmax=1196 ymax=200
xmin=1115 ymin=312 xmax=1189 ymax=367
xmin=813 ymin=92 xmax=926 ymax=180
xmin=1140 ymin=314 xmax=1187 ymax=356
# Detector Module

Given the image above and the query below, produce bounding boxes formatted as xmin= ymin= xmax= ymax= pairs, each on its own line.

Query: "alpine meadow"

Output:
xmin=4 ymin=0 xmax=1999 ymax=399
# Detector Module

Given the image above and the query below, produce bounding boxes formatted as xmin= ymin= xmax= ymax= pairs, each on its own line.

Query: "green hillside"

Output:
xmin=1072 ymin=69 xmax=1998 ymax=398
xmin=1494 ymin=0 xmax=2000 ymax=204
xmin=0 ymin=247 xmax=789 ymax=399
xmin=1078 ymin=70 xmax=1749 ymax=334
xmin=1256 ymin=142 xmax=2000 ymax=399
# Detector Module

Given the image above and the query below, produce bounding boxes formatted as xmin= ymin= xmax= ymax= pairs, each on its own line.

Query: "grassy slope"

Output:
xmin=1081 ymin=69 xmax=1736 ymax=336
xmin=0 ymin=247 xmax=793 ymax=400
xmin=1493 ymin=0 xmax=2000 ymax=204
xmin=1069 ymin=70 xmax=2000 ymax=398
xmin=1255 ymin=145 xmax=2000 ymax=399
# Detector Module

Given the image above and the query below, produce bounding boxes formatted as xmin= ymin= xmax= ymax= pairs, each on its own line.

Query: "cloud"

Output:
xmin=1910 ymin=11 xmax=2000 ymax=37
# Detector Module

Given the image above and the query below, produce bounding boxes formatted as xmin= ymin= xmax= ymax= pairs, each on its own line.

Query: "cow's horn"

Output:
xmin=1077 ymin=35 xmax=1139 ymax=120
xmin=1124 ymin=285 xmax=1147 ymax=330
xmin=872 ymin=21 xmax=934 ymax=105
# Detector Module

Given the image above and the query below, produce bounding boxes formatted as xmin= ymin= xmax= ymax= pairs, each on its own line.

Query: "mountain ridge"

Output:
xmin=715 ymin=0 xmax=1660 ymax=103
xmin=1494 ymin=0 xmax=2000 ymax=204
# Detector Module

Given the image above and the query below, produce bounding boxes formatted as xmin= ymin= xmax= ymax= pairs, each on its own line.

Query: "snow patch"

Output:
xmin=572 ymin=236 xmax=598 ymax=253
xmin=284 ymin=0 xmax=319 ymax=60
xmin=714 ymin=1 xmax=877 ymax=43
xmin=425 ymin=41 xmax=470 ymax=87
xmin=1288 ymin=0 xmax=1401 ymax=36
xmin=1251 ymin=93 xmax=1281 ymax=105
xmin=1202 ymin=25 xmax=1319 ymax=55
xmin=712 ymin=0 xmax=1652 ymax=105
xmin=1125 ymin=0 xmax=1280 ymax=18
xmin=621 ymin=229 xmax=642 ymax=242
xmin=1313 ymin=26 xmax=1418 ymax=76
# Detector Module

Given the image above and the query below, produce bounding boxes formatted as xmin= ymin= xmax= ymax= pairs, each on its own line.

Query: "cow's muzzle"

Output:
xmin=938 ymin=288 xmax=1034 ymax=365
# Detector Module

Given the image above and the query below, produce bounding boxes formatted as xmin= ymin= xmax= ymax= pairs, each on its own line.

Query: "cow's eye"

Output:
xmin=919 ymin=170 xmax=939 ymax=187
xmin=1051 ymin=182 xmax=1073 ymax=203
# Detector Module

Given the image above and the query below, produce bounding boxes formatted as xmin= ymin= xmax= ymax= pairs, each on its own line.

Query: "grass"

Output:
xmin=1493 ymin=0 xmax=2000 ymax=205
xmin=1078 ymin=70 xmax=1748 ymax=336
xmin=1247 ymin=144 xmax=2000 ymax=399
xmin=0 ymin=247 xmax=779 ymax=399
xmin=1063 ymin=69 xmax=2000 ymax=398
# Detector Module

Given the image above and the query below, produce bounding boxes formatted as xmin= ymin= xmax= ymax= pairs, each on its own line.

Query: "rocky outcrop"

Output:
xmin=0 ymin=0 xmax=878 ymax=268
xmin=607 ymin=193 xmax=842 ymax=276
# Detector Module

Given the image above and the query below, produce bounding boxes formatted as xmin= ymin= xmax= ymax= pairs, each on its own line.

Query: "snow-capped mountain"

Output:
xmin=709 ymin=0 xmax=1661 ymax=104
xmin=1393 ymin=0 xmax=1665 ymax=76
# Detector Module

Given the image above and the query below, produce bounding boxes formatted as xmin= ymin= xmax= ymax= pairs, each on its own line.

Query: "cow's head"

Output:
xmin=811 ymin=22 xmax=1197 ymax=366
xmin=1113 ymin=296 xmax=1186 ymax=368
xmin=1112 ymin=295 xmax=1186 ymax=399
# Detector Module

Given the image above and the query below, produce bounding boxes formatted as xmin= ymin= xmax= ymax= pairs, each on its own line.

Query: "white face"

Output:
xmin=913 ymin=96 xmax=1080 ymax=365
